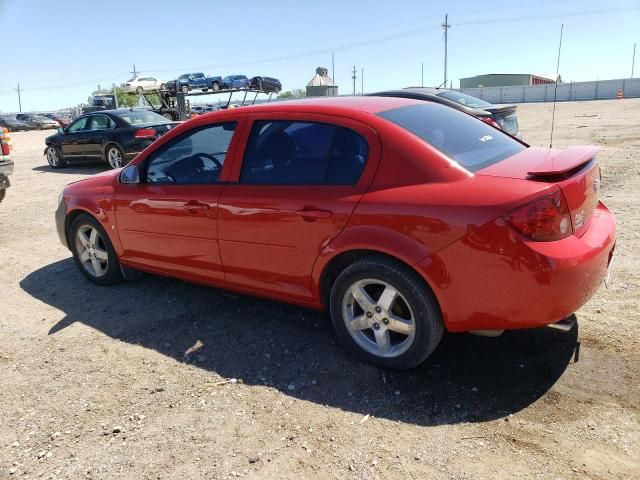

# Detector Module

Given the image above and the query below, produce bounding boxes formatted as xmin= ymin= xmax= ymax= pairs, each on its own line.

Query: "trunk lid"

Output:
xmin=478 ymin=146 xmax=601 ymax=237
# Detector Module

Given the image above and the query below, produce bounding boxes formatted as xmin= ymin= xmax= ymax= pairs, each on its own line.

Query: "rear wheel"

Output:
xmin=330 ymin=256 xmax=443 ymax=369
xmin=136 ymin=86 xmax=143 ymax=94
xmin=181 ymin=84 xmax=189 ymax=94
xmin=45 ymin=146 xmax=66 ymax=169
xmin=162 ymin=113 xmax=173 ymax=120
xmin=105 ymin=144 xmax=125 ymax=169
xmin=70 ymin=214 xmax=124 ymax=286
xmin=212 ymin=82 xmax=220 ymax=91
xmin=274 ymin=86 xmax=281 ymax=94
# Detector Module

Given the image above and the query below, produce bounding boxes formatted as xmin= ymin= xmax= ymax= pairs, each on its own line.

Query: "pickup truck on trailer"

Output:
xmin=0 ymin=127 xmax=13 ymax=202
xmin=164 ymin=73 xmax=223 ymax=94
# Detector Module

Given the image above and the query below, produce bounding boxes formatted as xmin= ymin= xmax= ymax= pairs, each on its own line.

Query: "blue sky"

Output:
xmin=0 ymin=0 xmax=638 ymax=112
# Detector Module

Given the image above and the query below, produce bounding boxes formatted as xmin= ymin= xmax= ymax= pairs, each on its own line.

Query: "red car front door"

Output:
xmin=218 ymin=114 xmax=380 ymax=302
xmin=114 ymin=122 xmax=240 ymax=283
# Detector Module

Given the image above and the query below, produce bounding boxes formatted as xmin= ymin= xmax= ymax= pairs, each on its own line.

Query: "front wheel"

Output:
xmin=181 ymin=84 xmax=189 ymax=94
xmin=70 ymin=214 xmax=124 ymax=286
xmin=330 ymin=256 xmax=443 ymax=369
xmin=45 ymin=146 xmax=66 ymax=169
xmin=105 ymin=144 xmax=125 ymax=169
xmin=212 ymin=82 xmax=220 ymax=91
xmin=136 ymin=86 xmax=144 ymax=94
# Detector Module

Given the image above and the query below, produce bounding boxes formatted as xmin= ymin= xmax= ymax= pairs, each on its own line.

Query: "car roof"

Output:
xmin=231 ymin=96 xmax=422 ymax=115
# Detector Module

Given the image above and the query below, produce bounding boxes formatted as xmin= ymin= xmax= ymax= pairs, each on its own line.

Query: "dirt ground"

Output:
xmin=1 ymin=99 xmax=639 ymax=480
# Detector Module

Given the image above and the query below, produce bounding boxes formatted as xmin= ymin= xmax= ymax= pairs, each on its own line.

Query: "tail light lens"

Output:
xmin=506 ymin=188 xmax=573 ymax=241
xmin=134 ymin=128 xmax=156 ymax=139
xmin=1 ymin=127 xmax=10 ymax=155
xmin=481 ymin=117 xmax=502 ymax=129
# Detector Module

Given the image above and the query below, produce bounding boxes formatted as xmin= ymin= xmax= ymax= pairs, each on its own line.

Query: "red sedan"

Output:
xmin=55 ymin=97 xmax=616 ymax=369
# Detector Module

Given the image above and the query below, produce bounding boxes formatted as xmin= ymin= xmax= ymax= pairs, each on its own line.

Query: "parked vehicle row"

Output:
xmin=122 ymin=73 xmax=281 ymax=96
xmin=53 ymin=96 xmax=616 ymax=370
xmin=0 ymin=112 xmax=72 ymax=131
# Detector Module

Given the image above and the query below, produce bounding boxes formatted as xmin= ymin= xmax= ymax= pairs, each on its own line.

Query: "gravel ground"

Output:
xmin=1 ymin=99 xmax=639 ymax=479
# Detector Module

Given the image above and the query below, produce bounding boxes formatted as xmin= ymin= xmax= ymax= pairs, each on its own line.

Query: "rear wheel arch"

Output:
xmin=318 ymin=249 xmax=442 ymax=319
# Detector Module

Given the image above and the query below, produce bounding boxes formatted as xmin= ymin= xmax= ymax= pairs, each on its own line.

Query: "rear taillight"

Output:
xmin=134 ymin=128 xmax=156 ymax=139
xmin=1 ymin=127 xmax=10 ymax=155
xmin=506 ymin=188 xmax=572 ymax=241
xmin=481 ymin=117 xmax=502 ymax=129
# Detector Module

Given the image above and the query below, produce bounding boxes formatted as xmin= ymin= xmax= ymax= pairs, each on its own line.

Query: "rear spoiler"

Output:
xmin=528 ymin=146 xmax=599 ymax=177
xmin=481 ymin=104 xmax=517 ymax=115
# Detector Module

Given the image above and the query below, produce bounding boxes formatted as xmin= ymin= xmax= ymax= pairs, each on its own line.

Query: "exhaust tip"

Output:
xmin=547 ymin=318 xmax=575 ymax=332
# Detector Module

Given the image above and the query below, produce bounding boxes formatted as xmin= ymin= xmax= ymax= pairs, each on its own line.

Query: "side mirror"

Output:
xmin=57 ymin=127 xmax=65 ymax=135
xmin=120 ymin=164 xmax=140 ymax=184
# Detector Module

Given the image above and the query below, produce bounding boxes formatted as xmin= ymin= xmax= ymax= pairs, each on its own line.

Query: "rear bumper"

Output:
xmin=417 ymin=202 xmax=616 ymax=332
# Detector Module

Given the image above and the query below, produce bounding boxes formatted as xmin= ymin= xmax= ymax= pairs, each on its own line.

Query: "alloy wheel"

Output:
xmin=341 ymin=279 xmax=416 ymax=358
xmin=75 ymin=225 xmax=109 ymax=278
xmin=46 ymin=147 xmax=59 ymax=167
xmin=107 ymin=147 xmax=123 ymax=168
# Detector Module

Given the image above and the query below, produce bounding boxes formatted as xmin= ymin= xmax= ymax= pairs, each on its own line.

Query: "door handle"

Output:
xmin=296 ymin=208 xmax=333 ymax=220
xmin=184 ymin=201 xmax=210 ymax=212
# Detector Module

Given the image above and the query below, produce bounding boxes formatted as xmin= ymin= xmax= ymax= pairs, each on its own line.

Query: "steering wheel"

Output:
xmin=192 ymin=152 xmax=223 ymax=169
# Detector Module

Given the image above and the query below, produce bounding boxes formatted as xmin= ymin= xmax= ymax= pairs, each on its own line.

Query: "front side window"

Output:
xmin=67 ymin=117 xmax=89 ymax=132
xmin=145 ymin=122 xmax=236 ymax=185
xmin=378 ymin=103 xmax=525 ymax=172
xmin=240 ymin=121 xmax=368 ymax=185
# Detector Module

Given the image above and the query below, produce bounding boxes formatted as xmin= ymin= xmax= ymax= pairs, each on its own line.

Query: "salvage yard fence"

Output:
xmin=459 ymin=78 xmax=640 ymax=104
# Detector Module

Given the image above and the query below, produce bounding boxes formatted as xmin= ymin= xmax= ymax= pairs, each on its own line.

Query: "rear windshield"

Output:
xmin=378 ymin=103 xmax=525 ymax=172
xmin=436 ymin=91 xmax=492 ymax=108
xmin=115 ymin=111 xmax=171 ymax=125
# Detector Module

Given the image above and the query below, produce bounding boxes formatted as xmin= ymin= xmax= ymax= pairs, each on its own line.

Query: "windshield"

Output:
xmin=115 ymin=110 xmax=171 ymax=125
xmin=437 ymin=91 xmax=492 ymax=108
xmin=378 ymin=103 xmax=525 ymax=172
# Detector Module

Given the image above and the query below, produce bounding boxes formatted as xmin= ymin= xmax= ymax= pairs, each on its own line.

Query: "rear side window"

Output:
xmin=240 ymin=121 xmax=368 ymax=185
xmin=378 ymin=103 xmax=524 ymax=172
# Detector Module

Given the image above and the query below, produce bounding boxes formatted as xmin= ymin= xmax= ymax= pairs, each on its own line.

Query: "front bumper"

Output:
xmin=417 ymin=202 xmax=616 ymax=332
xmin=55 ymin=195 xmax=69 ymax=249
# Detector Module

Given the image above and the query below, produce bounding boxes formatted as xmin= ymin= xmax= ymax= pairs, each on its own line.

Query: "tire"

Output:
xmin=136 ymin=86 xmax=143 ymax=94
xmin=69 ymin=213 xmax=124 ymax=286
xmin=0 ymin=189 xmax=5 ymax=202
xmin=212 ymin=82 xmax=220 ymax=91
xmin=45 ymin=145 xmax=66 ymax=169
xmin=105 ymin=144 xmax=125 ymax=169
xmin=255 ymin=79 xmax=263 ymax=90
xmin=274 ymin=86 xmax=281 ymax=94
xmin=329 ymin=255 xmax=443 ymax=369
xmin=181 ymin=84 xmax=189 ymax=95
xmin=162 ymin=113 xmax=173 ymax=120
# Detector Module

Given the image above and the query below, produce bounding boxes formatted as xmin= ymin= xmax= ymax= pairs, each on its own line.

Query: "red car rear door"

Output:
xmin=218 ymin=113 xmax=380 ymax=302
xmin=114 ymin=121 xmax=241 ymax=283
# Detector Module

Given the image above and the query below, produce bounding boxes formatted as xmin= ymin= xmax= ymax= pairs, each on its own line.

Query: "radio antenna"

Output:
xmin=549 ymin=23 xmax=564 ymax=148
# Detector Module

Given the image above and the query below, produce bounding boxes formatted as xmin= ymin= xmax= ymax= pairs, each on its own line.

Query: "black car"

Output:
xmin=0 ymin=117 xmax=30 ymax=132
xmin=44 ymin=110 xmax=177 ymax=169
xmin=250 ymin=76 xmax=282 ymax=93
xmin=369 ymin=88 xmax=522 ymax=139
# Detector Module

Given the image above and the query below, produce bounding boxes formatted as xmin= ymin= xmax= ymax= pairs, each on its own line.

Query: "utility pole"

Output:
xmin=361 ymin=68 xmax=364 ymax=95
xmin=331 ymin=51 xmax=335 ymax=86
xmin=352 ymin=66 xmax=357 ymax=95
xmin=421 ymin=63 xmax=424 ymax=87
xmin=632 ymin=43 xmax=637 ymax=78
xmin=442 ymin=14 xmax=451 ymax=87
xmin=130 ymin=64 xmax=138 ymax=77
xmin=14 ymin=84 xmax=22 ymax=112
